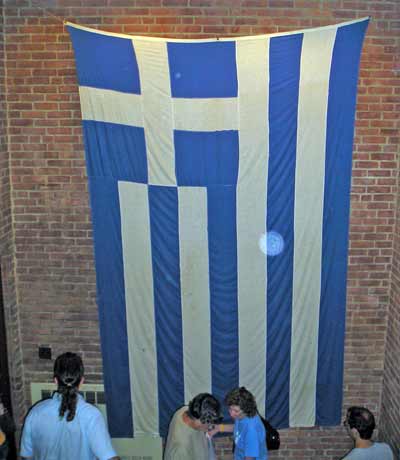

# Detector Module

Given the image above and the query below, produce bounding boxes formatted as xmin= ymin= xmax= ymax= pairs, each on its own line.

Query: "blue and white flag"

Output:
xmin=68 ymin=18 xmax=368 ymax=438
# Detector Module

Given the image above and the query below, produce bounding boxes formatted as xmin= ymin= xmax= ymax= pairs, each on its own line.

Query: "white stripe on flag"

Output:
xmin=78 ymin=86 xmax=142 ymax=126
xmin=78 ymin=86 xmax=238 ymax=134
xmin=290 ymin=27 xmax=337 ymax=426
xmin=178 ymin=187 xmax=212 ymax=402
xmin=236 ymin=38 xmax=269 ymax=413
xmin=133 ymin=40 xmax=176 ymax=186
xmin=119 ymin=181 xmax=159 ymax=435
xmin=173 ymin=98 xmax=238 ymax=132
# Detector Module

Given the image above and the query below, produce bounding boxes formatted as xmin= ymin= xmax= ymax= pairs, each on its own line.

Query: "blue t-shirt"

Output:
xmin=20 ymin=393 xmax=117 ymax=460
xmin=234 ymin=415 xmax=268 ymax=460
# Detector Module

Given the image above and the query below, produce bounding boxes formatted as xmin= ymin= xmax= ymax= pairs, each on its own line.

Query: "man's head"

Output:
xmin=52 ymin=352 xmax=85 ymax=422
xmin=187 ymin=393 xmax=223 ymax=431
xmin=54 ymin=352 xmax=84 ymax=389
xmin=344 ymin=406 xmax=376 ymax=440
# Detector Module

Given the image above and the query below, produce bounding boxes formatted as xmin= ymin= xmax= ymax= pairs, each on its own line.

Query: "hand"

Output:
xmin=207 ymin=426 xmax=220 ymax=438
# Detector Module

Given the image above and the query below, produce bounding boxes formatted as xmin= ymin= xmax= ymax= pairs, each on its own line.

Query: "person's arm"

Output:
xmin=86 ymin=409 xmax=119 ymax=460
xmin=0 ymin=430 xmax=9 ymax=460
xmin=243 ymin=421 xmax=260 ymax=459
xmin=20 ymin=411 xmax=34 ymax=460
xmin=208 ymin=423 xmax=234 ymax=437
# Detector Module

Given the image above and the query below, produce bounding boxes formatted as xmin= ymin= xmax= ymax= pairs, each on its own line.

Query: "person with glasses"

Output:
xmin=342 ymin=406 xmax=393 ymax=460
xmin=163 ymin=393 xmax=223 ymax=460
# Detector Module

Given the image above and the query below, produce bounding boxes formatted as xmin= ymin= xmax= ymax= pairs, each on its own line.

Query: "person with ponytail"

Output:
xmin=20 ymin=352 xmax=119 ymax=460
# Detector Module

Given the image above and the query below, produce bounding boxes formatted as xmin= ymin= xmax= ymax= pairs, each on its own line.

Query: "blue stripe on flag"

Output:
xmin=89 ymin=177 xmax=133 ymax=437
xmin=207 ymin=186 xmax=239 ymax=406
xmin=148 ymin=185 xmax=184 ymax=437
xmin=167 ymin=41 xmax=238 ymax=98
xmin=68 ymin=26 xmax=141 ymax=93
xmin=174 ymin=130 xmax=239 ymax=186
xmin=316 ymin=19 xmax=369 ymax=426
xmin=82 ymin=121 xmax=148 ymax=182
xmin=265 ymin=33 xmax=303 ymax=428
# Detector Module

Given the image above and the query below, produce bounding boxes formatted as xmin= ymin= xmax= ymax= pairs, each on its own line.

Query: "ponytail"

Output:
xmin=58 ymin=380 xmax=79 ymax=421
xmin=53 ymin=353 xmax=84 ymax=422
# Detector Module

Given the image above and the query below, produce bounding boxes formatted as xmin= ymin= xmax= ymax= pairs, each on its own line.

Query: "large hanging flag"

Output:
xmin=68 ymin=17 xmax=368 ymax=438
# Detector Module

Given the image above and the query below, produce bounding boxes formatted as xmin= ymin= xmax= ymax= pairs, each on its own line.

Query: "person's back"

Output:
xmin=21 ymin=393 xmax=115 ymax=460
xmin=163 ymin=406 xmax=209 ymax=460
xmin=343 ymin=442 xmax=393 ymax=460
xmin=20 ymin=352 xmax=119 ymax=460
xmin=342 ymin=407 xmax=393 ymax=460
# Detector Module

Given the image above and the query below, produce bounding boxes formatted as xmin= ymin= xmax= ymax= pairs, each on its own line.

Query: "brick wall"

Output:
xmin=381 ymin=171 xmax=400 ymax=449
xmin=379 ymin=0 xmax=400 ymax=446
xmin=2 ymin=1 xmax=399 ymax=458
xmin=0 ymin=0 xmax=26 ymax=430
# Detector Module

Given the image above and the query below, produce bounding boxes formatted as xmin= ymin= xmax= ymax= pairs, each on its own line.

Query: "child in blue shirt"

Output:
xmin=209 ymin=387 xmax=267 ymax=460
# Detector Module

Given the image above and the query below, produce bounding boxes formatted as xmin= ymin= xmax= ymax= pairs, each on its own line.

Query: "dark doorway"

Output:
xmin=0 ymin=267 xmax=16 ymax=460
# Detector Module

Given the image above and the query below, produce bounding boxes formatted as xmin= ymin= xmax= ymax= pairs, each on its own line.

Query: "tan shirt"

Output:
xmin=163 ymin=406 xmax=209 ymax=460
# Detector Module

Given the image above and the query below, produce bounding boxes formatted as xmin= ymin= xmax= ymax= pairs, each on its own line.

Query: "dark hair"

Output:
xmin=224 ymin=387 xmax=257 ymax=417
xmin=188 ymin=393 xmax=223 ymax=425
xmin=347 ymin=406 xmax=376 ymax=440
xmin=54 ymin=352 xmax=84 ymax=422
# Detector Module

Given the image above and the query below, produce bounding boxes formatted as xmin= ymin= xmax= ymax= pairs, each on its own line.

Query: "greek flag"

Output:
xmin=68 ymin=17 xmax=368 ymax=438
